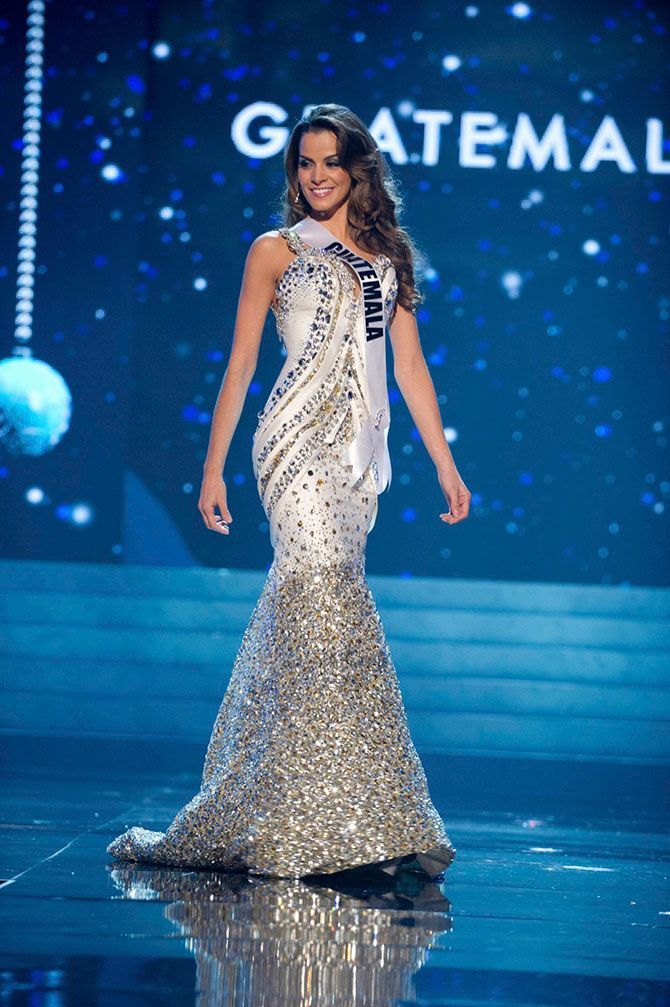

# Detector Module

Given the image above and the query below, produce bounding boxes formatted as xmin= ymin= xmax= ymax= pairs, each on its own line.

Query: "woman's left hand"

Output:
xmin=437 ymin=465 xmax=471 ymax=525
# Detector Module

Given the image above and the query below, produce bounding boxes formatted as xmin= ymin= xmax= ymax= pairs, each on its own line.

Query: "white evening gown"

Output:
xmin=107 ymin=220 xmax=456 ymax=879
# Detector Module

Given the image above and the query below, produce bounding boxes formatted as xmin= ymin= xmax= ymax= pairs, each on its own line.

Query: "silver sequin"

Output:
xmin=106 ymin=227 xmax=456 ymax=879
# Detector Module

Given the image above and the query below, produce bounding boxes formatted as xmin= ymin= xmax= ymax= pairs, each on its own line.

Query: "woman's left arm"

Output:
xmin=388 ymin=303 xmax=471 ymax=525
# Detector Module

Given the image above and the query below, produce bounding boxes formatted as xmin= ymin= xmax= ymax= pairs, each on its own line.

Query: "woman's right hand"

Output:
xmin=198 ymin=471 xmax=233 ymax=535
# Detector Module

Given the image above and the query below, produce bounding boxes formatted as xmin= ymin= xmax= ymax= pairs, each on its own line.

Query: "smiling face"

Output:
xmin=296 ymin=129 xmax=353 ymax=218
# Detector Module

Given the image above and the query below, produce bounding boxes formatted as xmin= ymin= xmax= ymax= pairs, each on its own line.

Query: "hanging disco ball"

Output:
xmin=0 ymin=355 xmax=72 ymax=456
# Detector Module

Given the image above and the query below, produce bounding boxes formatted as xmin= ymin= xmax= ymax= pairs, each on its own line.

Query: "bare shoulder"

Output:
xmin=248 ymin=229 xmax=287 ymax=260
xmin=245 ymin=229 xmax=290 ymax=280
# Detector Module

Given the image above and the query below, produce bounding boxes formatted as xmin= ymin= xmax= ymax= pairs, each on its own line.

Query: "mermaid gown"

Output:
xmin=106 ymin=220 xmax=456 ymax=880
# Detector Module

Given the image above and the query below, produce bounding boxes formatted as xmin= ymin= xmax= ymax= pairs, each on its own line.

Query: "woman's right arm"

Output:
xmin=198 ymin=232 xmax=284 ymax=535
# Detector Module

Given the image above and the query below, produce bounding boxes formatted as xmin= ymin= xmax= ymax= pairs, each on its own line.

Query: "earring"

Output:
xmin=294 ymin=187 xmax=300 ymax=203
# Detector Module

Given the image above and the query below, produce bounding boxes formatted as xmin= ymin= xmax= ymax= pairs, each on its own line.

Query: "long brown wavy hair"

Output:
xmin=281 ymin=104 xmax=423 ymax=314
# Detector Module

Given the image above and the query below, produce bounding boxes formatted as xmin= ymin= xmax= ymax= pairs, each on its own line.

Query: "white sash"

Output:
xmin=293 ymin=216 xmax=392 ymax=494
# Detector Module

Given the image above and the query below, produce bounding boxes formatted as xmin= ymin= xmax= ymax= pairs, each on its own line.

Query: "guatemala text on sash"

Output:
xmin=293 ymin=216 xmax=392 ymax=494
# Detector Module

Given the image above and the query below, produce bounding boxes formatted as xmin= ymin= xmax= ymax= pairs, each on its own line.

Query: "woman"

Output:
xmin=107 ymin=104 xmax=471 ymax=880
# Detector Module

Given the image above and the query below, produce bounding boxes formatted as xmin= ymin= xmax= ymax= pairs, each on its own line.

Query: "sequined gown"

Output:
xmin=107 ymin=221 xmax=457 ymax=880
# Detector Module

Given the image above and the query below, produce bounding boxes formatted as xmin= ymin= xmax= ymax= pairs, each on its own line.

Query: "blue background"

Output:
xmin=1 ymin=0 xmax=668 ymax=585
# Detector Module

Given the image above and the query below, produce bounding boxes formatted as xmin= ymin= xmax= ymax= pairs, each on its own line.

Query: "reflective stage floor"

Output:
xmin=1 ymin=735 xmax=668 ymax=1006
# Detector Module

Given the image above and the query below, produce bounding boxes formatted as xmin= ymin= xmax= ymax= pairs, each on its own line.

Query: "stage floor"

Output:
xmin=1 ymin=736 xmax=668 ymax=1006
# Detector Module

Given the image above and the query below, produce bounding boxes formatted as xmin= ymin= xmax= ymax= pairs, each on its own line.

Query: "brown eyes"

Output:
xmin=298 ymin=160 xmax=340 ymax=168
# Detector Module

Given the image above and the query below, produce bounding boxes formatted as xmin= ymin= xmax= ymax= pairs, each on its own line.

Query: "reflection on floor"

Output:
xmin=1 ymin=735 xmax=668 ymax=1006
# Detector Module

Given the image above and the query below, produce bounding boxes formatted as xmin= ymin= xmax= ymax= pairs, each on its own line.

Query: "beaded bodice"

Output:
xmin=251 ymin=225 xmax=398 ymax=518
xmin=270 ymin=227 xmax=398 ymax=349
